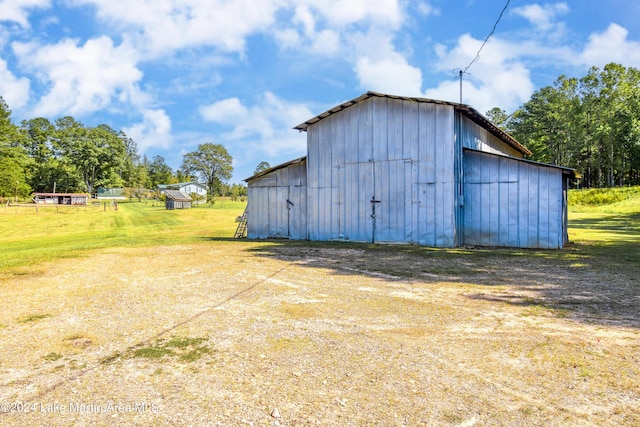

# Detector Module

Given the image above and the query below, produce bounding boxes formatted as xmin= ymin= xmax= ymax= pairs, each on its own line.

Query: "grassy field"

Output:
xmin=0 ymin=199 xmax=247 ymax=277
xmin=0 ymin=190 xmax=638 ymax=426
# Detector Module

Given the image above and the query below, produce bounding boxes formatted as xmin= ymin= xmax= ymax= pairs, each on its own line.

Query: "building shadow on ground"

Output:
xmin=207 ymin=211 xmax=639 ymax=328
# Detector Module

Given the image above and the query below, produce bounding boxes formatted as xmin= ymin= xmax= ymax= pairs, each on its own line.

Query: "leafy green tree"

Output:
xmin=148 ymin=155 xmax=174 ymax=188
xmin=21 ymin=117 xmax=54 ymax=162
xmin=229 ymin=183 xmax=247 ymax=200
xmin=175 ymin=169 xmax=196 ymax=183
xmin=0 ymin=123 xmax=30 ymax=200
xmin=0 ymin=98 xmax=32 ymax=200
xmin=19 ymin=117 xmax=57 ymax=192
xmin=579 ymin=64 xmax=640 ymax=186
xmin=254 ymin=161 xmax=271 ymax=174
xmin=53 ymin=119 xmax=127 ymax=194
xmin=0 ymin=157 xmax=31 ymax=201
xmin=485 ymin=108 xmax=510 ymax=131
xmin=119 ymin=133 xmax=142 ymax=188
xmin=181 ymin=143 xmax=233 ymax=198
xmin=508 ymin=63 xmax=640 ymax=187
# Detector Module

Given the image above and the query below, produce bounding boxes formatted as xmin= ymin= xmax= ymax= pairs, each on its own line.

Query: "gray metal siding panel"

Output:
xmin=288 ymin=184 xmax=307 ymax=240
xmin=246 ymin=160 xmax=307 ymax=240
xmin=460 ymin=116 xmax=523 ymax=158
xmin=463 ymin=150 xmax=564 ymax=248
xmin=305 ymin=97 xmax=457 ymax=247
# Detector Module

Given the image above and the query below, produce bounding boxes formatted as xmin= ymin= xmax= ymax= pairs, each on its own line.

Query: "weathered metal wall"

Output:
xmin=306 ymin=96 xmax=457 ymax=246
xmin=462 ymin=149 xmax=565 ymax=249
xmin=460 ymin=117 xmax=524 ymax=158
xmin=247 ymin=160 xmax=307 ymax=239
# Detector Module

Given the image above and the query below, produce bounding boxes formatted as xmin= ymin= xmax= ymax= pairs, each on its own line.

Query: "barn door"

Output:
xmin=286 ymin=185 xmax=307 ymax=240
xmin=372 ymin=159 xmax=418 ymax=244
xmin=339 ymin=159 xmax=417 ymax=244
xmin=339 ymin=161 xmax=376 ymax=243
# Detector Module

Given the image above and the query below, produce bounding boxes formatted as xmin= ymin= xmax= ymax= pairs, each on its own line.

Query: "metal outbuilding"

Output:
xmin=164 ymin=190 xmax=192 ymax=210
xmin=246 ymin=91 xmax=576 ymax=249
xmin=245 ymin=157 xmax=307 ymax=239
xmin=33 ymin=193 xmax=89 ymax=205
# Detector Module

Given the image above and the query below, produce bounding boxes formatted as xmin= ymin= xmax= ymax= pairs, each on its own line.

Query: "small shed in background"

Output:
xmin=33 ymin=193 xmax=89 ymax=205
xmin=165 ymin=190 xmax=192 ymax=210
xmin=158 ymin=182 xmax=207 ymax=204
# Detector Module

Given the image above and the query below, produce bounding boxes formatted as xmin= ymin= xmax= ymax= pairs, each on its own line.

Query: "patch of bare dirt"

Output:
xmin=0 ymin=242 xmax=638 ymax=426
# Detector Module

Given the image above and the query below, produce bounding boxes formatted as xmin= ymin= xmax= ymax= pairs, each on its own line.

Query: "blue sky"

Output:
xmin=1 ymin=0 xmax=639 ymax=183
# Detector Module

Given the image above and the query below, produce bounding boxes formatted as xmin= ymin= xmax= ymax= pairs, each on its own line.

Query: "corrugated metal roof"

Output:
xmin=294 ymin=91 xmax=532 ymax=156
xmin=164 ymin=190 xmax=192 ymax=201
xmin=158 ymin=181 xmax=205 ymax=189
xmin=33 ymin=193 xmax=89 ymax=197
xmin=244 ymin=156 xmax=307 ymax=182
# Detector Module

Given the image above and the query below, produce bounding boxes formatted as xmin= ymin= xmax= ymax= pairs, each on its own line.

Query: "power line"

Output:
xmin=464 ymin=0 xmax=511 ymax=73
xmin=454 ymin=0 xmax=511 ymax=103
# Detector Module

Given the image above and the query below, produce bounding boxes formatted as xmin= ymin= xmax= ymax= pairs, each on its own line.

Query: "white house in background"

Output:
xmin=158 ymin=182 xmax=207 ymax=203
xmin=96 ymin=188 xmax=126 ymax=200
xmin=245 ymin=91 xmax=577 ymax=249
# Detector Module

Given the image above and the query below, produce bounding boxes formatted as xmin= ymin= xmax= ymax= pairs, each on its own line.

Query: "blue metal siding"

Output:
xmin=306 ymin=96 xmax=456 ymax=246
xmin=463 ymin=149 xmax=565 ymax=248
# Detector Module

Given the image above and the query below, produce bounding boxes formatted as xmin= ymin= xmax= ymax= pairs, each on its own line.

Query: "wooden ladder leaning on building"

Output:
xmin=234 ymin=208 xmax=248 ymax=238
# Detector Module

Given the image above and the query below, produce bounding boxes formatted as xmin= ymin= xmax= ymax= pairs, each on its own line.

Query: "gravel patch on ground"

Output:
xmin=1 ymin=241 xmax=638 ymax=426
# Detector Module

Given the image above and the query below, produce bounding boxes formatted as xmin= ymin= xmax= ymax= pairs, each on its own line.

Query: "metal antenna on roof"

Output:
xmin=453 ymin=0 xmax=511 ymax=104
xmin=452 ymin=68 xmax=467 ymax=104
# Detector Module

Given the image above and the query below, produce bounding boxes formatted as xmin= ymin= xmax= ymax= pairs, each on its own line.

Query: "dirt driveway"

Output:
xmin=1 ymin=241 xmax=638 ymax=426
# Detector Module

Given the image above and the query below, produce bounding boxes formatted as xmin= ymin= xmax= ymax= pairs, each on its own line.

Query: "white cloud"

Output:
xmin=0 ymin=58 xmax=30 ymax=108
xmin=425 ymin=34 xmax=534 ymax=112
xmin=355 ymin=56 xmax=422 ymax=95
xmin=200 ymin=98 xmax=249 ymax=125
xmin=293 ymin=5 xmax=316 ymax=37
xmin=301 ymin=0 xmax=402 ymax=28
xmin=70 ymin=0 xmax=282 ymax=57
xmin=12 ymin=36 xmax=144 ymax=117
xmin=425 ymin=63 xmax=534 ymax=114
xmin=273 ymin=0 xmax=404 ymax=57
xmin=200 ymin=92 xmax=312 ymax=157
xmin=578 ymin=23 xmax=640 ymax=68
xmin=347 ymin=26 xmax=422 ymax=96
xmin=198 ymin=92 xmax=313 ymax=180
xmin=511 ymin=2 xmax=569 ymax=31
xmin=416 ymin=2 xmax=440 ymax=17
xmin=309 ymin=29 xmax=341 ymax=55
xmin=123 ymin=108 xmax=172 ymax=152
xmin=0 ymin=0 xmax=50 ymax=28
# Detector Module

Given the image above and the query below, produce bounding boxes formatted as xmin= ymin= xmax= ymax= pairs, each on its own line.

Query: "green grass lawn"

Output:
xmin=0 ymin=199 xmax=246 ymax=275
xmin=1 ymin=187 xmax=639 ymax=279
xmin=567 ymin=187 xmax=640 ymax=272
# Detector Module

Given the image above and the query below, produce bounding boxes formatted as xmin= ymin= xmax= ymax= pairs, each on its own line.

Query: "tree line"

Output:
xmin=0 ymin=98 xmax=244 ymax=201
xmin=487 ymin=63 xmax=640 ymax=188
